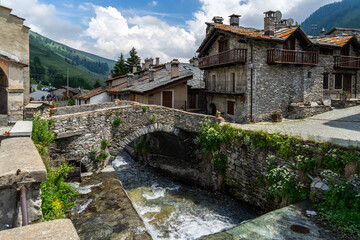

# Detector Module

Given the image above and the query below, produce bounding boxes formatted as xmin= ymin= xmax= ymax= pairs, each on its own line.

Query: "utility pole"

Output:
xmin=66 ymin=68 xmax=69 ymax=99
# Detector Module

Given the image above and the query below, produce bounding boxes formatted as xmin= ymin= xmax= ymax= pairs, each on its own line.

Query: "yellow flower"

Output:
xmin=51 ymin=196 xmax=63 ymax=218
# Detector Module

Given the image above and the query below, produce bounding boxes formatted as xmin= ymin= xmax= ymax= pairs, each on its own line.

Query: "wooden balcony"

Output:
xmin=334 ymin=56 xmax=360 ymax=69
xmin=267 ymin=49 xmax=318 ymax=65
xmin=199 ymin=49 xmax=247 ymax=69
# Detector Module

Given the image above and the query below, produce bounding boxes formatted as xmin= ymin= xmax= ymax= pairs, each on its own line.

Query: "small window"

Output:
xmin=230 ymin=73 xmax=235 ymax=92
xmin=335 ymin=74 xmax=342 ymax=89
xmin=227 ymin=101 xmax=235 ymax=115
xmin=323 ymin=73 xmax=329 ymax=89
xmin=212 ymin=75 xmax=216 ymax=91
xmin=308 ymin=72 xmax=312 ymax=78
xmin=320 ymin=48 xmax=333 ymax=55
xmin=218 ymin=38 xmax=229 ymax=52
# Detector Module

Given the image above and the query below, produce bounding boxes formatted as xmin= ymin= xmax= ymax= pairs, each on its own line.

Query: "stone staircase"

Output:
xmin=0 ymin=114 xmax=8 ymax=127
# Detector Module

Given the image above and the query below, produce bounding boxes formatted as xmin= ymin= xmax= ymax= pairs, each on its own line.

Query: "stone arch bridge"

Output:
xmin=48 ymin=102 xmax=222 ymax=171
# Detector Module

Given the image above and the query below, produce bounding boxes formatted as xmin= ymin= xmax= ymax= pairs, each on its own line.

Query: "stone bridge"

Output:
xmin=48 ymin=102 xmax=222 ymax=171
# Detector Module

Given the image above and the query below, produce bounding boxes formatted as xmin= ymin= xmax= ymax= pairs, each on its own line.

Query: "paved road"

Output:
xmin=30 ymin=84 xmax=50 ymax=101
xmin=230 ymin=105 xmax=360 ymax=147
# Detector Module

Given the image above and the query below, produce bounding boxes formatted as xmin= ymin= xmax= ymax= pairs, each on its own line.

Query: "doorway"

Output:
xmin=162 ymin=91 xmax=173 ymax=108
xmin=0 ymin=69 xmax=7 ymax=114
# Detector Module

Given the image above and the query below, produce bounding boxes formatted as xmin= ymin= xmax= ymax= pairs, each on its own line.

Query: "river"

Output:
xmin=113 ymin=151 xmax=257 ymax=240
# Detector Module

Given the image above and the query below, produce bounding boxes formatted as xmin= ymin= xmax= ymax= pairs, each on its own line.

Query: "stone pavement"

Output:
xmin=230 ymin=105 xmax=360 ymax=147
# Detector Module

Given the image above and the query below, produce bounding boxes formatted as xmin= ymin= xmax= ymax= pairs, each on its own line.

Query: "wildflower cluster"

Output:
xmin=270 ymin=109 xmax=282 ymax=116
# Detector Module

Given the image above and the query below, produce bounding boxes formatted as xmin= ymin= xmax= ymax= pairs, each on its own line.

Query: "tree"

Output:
xmin=112 ymin=53 xmax=128 ymax=78
xmin=93 ymin=80 xmax=102 ymax=89
xmin=125 ymin=47 xmax=141 ymax=73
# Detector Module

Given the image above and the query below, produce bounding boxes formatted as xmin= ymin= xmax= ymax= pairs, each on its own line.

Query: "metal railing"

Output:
xmin=334 ymin=55 xmax=360 ymax=69
xmin=199 ymin=49 xmax=247 ymax=69
xmin=267 ymin=49 xmax=318 ymax=65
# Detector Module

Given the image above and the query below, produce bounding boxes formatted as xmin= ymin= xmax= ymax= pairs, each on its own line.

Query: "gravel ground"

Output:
xmin=230 ymin=105 xmax=360 ymax=147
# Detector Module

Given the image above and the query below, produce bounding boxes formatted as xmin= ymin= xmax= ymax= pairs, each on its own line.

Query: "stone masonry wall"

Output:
xmin=48 ymin=103 xmax=222 ymax=171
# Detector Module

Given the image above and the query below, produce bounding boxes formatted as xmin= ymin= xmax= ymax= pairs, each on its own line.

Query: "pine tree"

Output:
xmin=112 ymin=53 xmax=128 ymax=78
xmin=125 ymin=47 xmax=141 ymax=73
xmin=93 ymin=80 xmax=102 ymax=89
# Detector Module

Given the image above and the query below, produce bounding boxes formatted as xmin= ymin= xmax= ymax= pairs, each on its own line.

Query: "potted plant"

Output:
xmin=49 ymin=102 xmax=56 ymax=109
xmin=49 ymin=108 xmax=55 ymax=117
xmin=342 ymin=90 xmax=351 ymax=101
xmin=215 ymin=110 xmax=221 ymax=117
xmin=270 ymin=109 xmax=282 ymax=122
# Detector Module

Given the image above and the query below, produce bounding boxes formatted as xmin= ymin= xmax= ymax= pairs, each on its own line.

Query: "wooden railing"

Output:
xmin=267 ymin=49 xmax=318 ymax=65
xmin=334 ymin=56 xmax=360 ymax=69
xmin=199 ymin=49 xmax=247 ymax=69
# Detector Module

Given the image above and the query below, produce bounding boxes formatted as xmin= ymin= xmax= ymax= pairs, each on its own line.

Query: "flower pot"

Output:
xmin=215 ymin=114 xmax=221 ymax=117
xmin=271 ymin=114 xmax=282 ymax=122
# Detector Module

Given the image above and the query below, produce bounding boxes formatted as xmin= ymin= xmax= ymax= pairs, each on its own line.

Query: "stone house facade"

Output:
xmin=0 ymin=6 xmax=30 ymax=124
xmin=197 ymin=12 xmax=360 ymax=123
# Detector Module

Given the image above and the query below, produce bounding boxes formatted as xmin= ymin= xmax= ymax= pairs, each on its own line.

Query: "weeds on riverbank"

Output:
xmin=32 ymin=115 xmax=77 ymax=221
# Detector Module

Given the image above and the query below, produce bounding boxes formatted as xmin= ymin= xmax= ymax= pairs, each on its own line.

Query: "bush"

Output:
xmin=100 ymin=138 xmax=109 ymax=149
xmin=113 ymin=118 xmax=122 ymax=126
xmin=40 ymin=163 xmax=78 ymax=221
xmin=68 ymin=98 xmax=75 ymax=106
xmin=32 ymin=115 xmax=55 ymax=149
xmin=149 ymin=114 xmax=156 ymax=123
xmin=142 ymin=106 xmax=148 ymax=112
xmin=95 ymin=149 xmax=109 ymax=162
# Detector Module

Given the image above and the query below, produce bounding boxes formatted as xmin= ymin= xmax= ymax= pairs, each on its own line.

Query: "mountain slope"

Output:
xmin=301 ymin=0 xmax=360 ymax=36
xmin=29 ymin=31 xmax=116 ymax=89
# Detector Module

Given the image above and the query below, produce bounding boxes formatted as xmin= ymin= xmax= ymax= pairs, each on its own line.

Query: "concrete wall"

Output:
xmin=0 ymin=137 xmax=46 ymax=228
xmin=89 ymin=92 xmax=111 ymax=104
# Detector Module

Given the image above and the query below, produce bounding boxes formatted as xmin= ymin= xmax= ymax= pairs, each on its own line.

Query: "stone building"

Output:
xmin=197 ymin=12 xmax=360 ymax=123
xmin=0 ymin=6 xmax=30 ymax=124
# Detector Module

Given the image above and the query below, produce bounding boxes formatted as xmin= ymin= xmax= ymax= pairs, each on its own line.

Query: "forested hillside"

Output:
xmin=302 ymin=0 xmax=360 ymax=36
xmin=29 ymin=31 xmax=115 ymax=89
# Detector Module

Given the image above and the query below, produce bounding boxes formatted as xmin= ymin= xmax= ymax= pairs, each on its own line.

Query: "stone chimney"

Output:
xmin=212 ymin=16 xmax=224 ymax=24
xmin=127 ymin=73 xmax=134 ymax=87
xmin=149 ymin=58 xmax=154 ymax=66
xmin=144 ymin=58 xmax=150 ymax=69
xmin=156 ymin=57 xmax=160 ymax=66
xmin=133 ymin=64 xmax=137 ymax=73
xmin=320 ymin=28 xmax=326 ymax=37
xmin=170 ymin=59 xmax=180 ymax=79
xmin=264 ymin=11 xmax=276 ymax=36
xmin=229 ymin=14 xmax=241 ymax=27
xmin=149 ymin=68 xmax=155 ymax=82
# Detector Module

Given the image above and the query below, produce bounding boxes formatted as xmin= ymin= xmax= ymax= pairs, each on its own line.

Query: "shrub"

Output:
xmin=134 ymin=135 xmax=151 ymax=155
xmin=68 ymin=98 xmax=75 ymax=106
xmin=95 ymin=149 xmax=109 ymax=162
xmin=32 ymin=115 xmax=55 ymax=148
xmin=142 ymin=106 xmax=148 ymax=112
xmin=149 ymin=114 xmax=156 ymax=123
xmin=100 ymin=138 xmax=109 ymax=149
xmin=40 ymin=163 xmax=78 ymax=221
xmin=113 ymin=118 xmax=122 ymax=126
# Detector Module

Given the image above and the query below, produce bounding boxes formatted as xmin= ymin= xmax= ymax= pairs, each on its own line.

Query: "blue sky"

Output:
xmin=3 ymin=0 xmax=338 ymax=62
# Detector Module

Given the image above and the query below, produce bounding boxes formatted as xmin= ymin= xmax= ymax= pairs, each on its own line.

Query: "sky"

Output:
xmin=2 ymin=0 xmax=339 ymax=63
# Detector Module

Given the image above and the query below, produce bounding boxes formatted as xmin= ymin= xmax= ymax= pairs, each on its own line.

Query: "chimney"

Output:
xmin=142 ymin=63 xmax=145 ymax=69
xmin=320 ymin=28 xmax=326 ymax=37
xmin=156 ymin=57 xmax=160 ymax=66
xmin=149 ymin=68 xmax=155 ymax=82
xmin=149 ymin=58 xmax=154 ymax=66
xmin=264 ymin=11 xmax=276 ymax=36
xmin=127 ymin=73 xmax=134 ymax=87
xmin=144 ymin=58 xmax=150 ymax=69
xmin=212 ymin=16 xmax=224 ymax=24
xmin=133 ymin=64 xmax=137 ymax=73
xmin=170 ymin=59 xmax=180 ymax=79
xmin=229 ymin=14 xmax=241 ymax=27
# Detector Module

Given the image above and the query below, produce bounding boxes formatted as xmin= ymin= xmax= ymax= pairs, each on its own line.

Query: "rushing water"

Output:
xmin=113 ymin=151 xmax=257 ymax=240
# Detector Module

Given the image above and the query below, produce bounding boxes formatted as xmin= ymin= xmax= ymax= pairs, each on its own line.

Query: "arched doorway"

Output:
xmin=209 ymin=103 xmax=216 ymax=115
xmin=0 ymin=68 xmax=7 ymax=114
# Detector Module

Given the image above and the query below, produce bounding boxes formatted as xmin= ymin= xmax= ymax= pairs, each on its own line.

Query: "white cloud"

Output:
xmin=84 ymin=6 xmax=196 ymax=62
xmin=79 ymin=3 xmax=92 ymax=11
xmin=149 ymin=1 xmax=158 ymax=7
xmin=2 ymin=0 xmax=83 ymax=41
xmin=63 ymin=3 xmax=74 ymax=9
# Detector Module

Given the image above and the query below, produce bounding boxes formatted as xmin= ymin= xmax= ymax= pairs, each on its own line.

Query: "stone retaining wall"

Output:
xmin=48 ymin=104 xmax=222 ymax=172
xmin=331 ymin=99 xmax=360 ymax=108
xmin=288 ymin=105 xmax=332 ymax=119
xmin=0 ymin=137 xmax=46 ymax=228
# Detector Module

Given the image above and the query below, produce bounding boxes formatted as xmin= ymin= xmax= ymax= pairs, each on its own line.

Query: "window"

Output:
xmin=227 ymin=101 xmax=235 ymax=115
xmin=283 ymin=36 xmax=295 ymax=50
xmin=334 ymin=74 xmax=342 ymax=89
xmin=230 ymin=73 xmax=235 ymax=92
xmin=212 ymin=75 xmax=216 ymax=91
xmin=323 ymin=73 xmax=329 ymax=89
xmin=308 ymin=72 xmax=312 ymax=78
xmin=320 ymin=48 xmax=333 ymax=55
xmin=218 ymin=38 xmax=229 ymax=52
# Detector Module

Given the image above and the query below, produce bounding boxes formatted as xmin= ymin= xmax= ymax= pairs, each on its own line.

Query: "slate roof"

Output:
xmin=76 ymin=86 xmax=106 ymax=99
xmin=60 ymin=86 xmax=81 ymax=94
